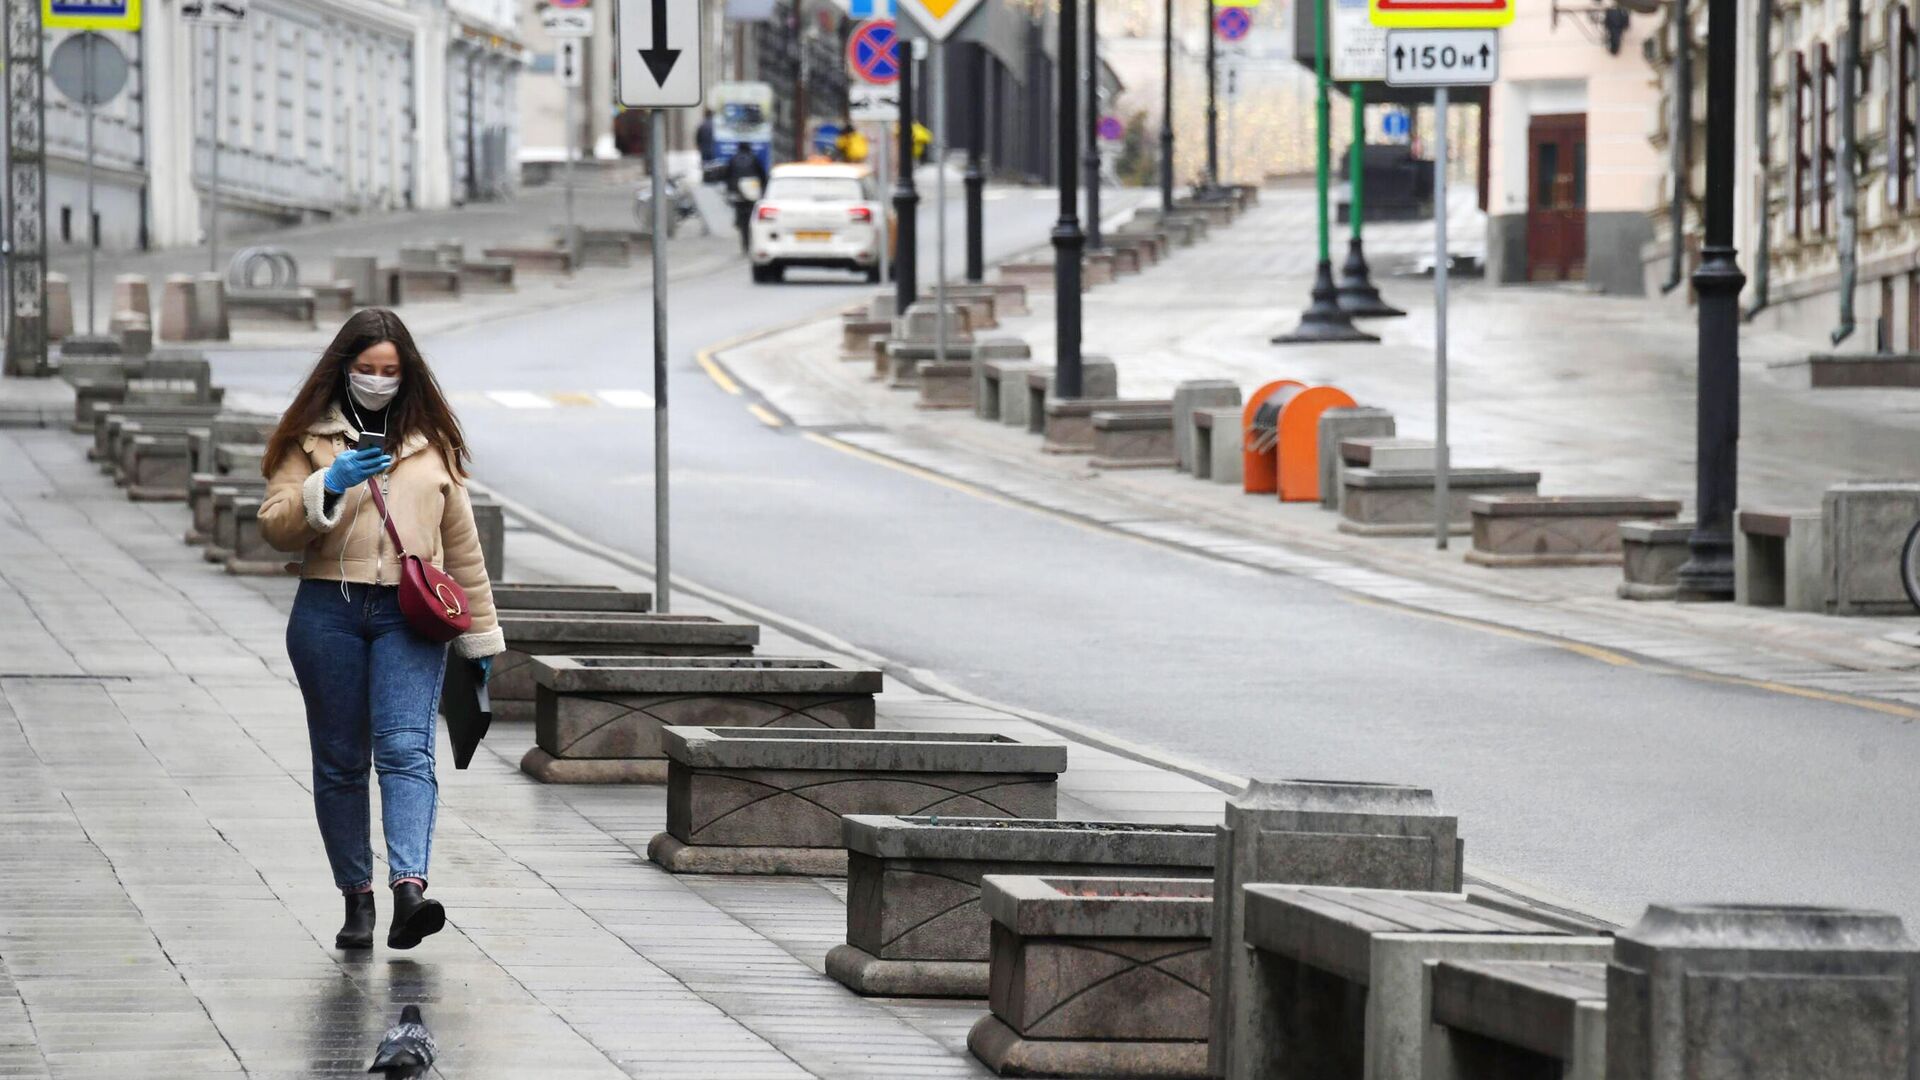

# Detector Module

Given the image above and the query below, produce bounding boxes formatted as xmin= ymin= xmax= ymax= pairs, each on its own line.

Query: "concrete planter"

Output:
xmin=1465 ymin=495 xmax=1682 ymax=568
xmin=970 ymin=876 xmax=1213 ymax=1079
xmin=493 ymin=610 xmax=759 ymax=722
xmin=492 ymin=582 xmax=652 ymax=613
xmin=826 ymin=815 xmax=1216 ymax=999
xmin=646 ymin=727 xmax=1067 ymax=876
xmin=521 ymin=656 xmax=881 ymax=784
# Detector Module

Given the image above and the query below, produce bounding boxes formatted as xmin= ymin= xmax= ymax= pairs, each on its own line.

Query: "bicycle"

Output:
xmin=634 ymin=175 xmax=705 ymax=239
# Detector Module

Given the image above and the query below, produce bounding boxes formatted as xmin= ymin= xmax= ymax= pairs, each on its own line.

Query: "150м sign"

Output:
xmin=1383 ymin=28 xmax=1498 ymax=87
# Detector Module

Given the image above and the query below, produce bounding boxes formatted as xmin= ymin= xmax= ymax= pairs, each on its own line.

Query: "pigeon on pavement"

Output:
xmin=368 ymin=1004 xmax=437 ymax=1077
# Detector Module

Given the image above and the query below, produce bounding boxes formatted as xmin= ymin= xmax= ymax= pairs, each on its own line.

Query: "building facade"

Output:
xmin=44 ymin=0 xmax=523 ymax=253
xmin=1483 ymin=3 xmax=1665 ymax=295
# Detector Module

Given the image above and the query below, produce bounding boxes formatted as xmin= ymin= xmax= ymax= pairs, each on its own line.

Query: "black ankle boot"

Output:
xmin=336 ymin=892 xmax=376 ymax=950
xmin=388 ymin=882 xmax=446 ymax=950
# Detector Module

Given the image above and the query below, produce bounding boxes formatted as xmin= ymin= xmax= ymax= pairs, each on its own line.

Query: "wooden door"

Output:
xmin=1526 ymin=113 xmax=1587 ymax=282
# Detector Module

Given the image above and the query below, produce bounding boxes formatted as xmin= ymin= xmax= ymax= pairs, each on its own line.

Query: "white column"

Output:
xmin=413 ymin=7 xmax=452 ymax=208
xmin=143 ymin=7 xmax=202 ymax=247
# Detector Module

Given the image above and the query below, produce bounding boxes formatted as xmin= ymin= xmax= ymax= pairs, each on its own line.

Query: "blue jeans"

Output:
xmin=286 ymin=580 xmax=448 ymax=891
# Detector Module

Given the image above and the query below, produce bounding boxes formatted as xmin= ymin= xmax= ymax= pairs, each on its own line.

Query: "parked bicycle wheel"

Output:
xmin=1902 ymin=519 xmax=1920 ymax=612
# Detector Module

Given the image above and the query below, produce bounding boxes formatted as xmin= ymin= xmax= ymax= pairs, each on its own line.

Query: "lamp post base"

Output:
xmin=1336 ymin=237 xmax=1405 ymax=318
xmin=1274 ymin=259 xmax=1380 ymax=344
xmin=1674 ymin=535 xmax=1735 ymax=602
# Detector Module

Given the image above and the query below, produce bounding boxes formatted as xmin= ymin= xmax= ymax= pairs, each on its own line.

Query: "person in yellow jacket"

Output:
xmin=836 ymin=120 xmax=870 ymax=165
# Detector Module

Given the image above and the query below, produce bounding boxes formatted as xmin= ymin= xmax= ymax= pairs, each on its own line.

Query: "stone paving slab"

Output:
xmin=0 ymin=422 xmax=1226 ymax=1077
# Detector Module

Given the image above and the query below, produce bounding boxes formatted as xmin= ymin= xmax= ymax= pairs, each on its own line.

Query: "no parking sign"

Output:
xmin=847 ymin=19 xmax=900 ymax=84
xmin=1214 ymin=6 xmax=1251 ymax=41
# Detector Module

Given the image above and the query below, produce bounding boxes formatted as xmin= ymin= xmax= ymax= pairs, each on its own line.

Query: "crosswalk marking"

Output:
xmin=485 ymin=390 xmax=556 ymax=409
xmin=595 ymin=390 xmax=656 ymax=408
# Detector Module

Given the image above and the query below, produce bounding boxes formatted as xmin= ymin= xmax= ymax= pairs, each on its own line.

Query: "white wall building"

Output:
xmin=43 ymin=0 xmax=524 ymax=253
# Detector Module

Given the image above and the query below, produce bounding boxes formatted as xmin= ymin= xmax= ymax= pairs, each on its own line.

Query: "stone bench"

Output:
xmin=1106 ymin=231 xmax=1165 ymax=265
xmin=1024 ymin=361 xmax=1119 ymax=435
xmin=1617 ymin=519 xmax=1694 ymax=601
xmin=1192 ymin=407 xmax=1244 ymax=484
xmin=459 ymin=257 xmax=516 ymax=292
xmin=1172 ymin=380 xmax=1241 ymax=475
xmin=522 ymin=656 xmax=881 ymax=784
xmin=1339 ymin=436 xmax=1435 ymax=471
xmin=1466 ymin=495 xmax=1683 ymax=568
xmin=397 ymin=266 xmax=460 ymax=301
xmin=646 ymin=727 xmax=1067 ymax=876
xmin=1043 ymin=398 xmax=1171 ymax=455
xmin=1090 ymin=409 xmax=1176 ymax=469
xmin=1734 ymin=508 xmax=1824 ymax=611
xmin=493 ymin=610 xmax=760 ymax=723
xmin=121 ymin=431 xmax=194 ymax=500
xmin=575 ymin=229 xmax=637 ymax=267
xmin=493 ymin=582 xmax=651 ymax=613
xmin=1821 ymin=481 xmax=1920 ymax=615
xmin=187 ymin=474 xmax=264 ymax=545
xmin=1081 ymin=249 xmax=1120 ymax=285
xmin=1096 ymin=243 xmax=1143 ymax=275
xmin=1174 ymin=199 xmax=1236 ymax=227
xmin=1226 ymin=886 xmax=1610 ymax=1080
xmin=969 ymin=876 xmax=1212 ymax=1079
xmin=1807 ymin=351 xmax=1920 ymax=388
xmin=923 ymin=288 xmax=997 ymax=331
xmin=187 ymin=419 xmax=274 ymax=476
xmin=886 ymin=340 xmax=974 ymax=386
xmin=997 ymin=258 xmax=1094 ymax=292
xmin=842 ymin=314 xmax=892 ymax=359
xmin=310 ymin=280 xmax=356 ymax=320
xmin=1426 ymin=959 xmax=1606 ymax=1080
xmin=917 ymin=361 xmax=975 ymax=409
xmin=227 ymin=288 xmax=316 ymax=326
xmin=213 ymin=442 xmax=264 ymax=478
xmin=982 ymin=360 xmax=1042 ymax=425
xmin=1318 ymin=409 xmax=1396 ymax=510
xmin=826 ymin=815 xmax=1216 ymax=999
xmin=470 ymin=494 xmax=504 ymax=581
xmin=67 ymin=354 xmax=216 ymax=428
xmin=101 ymin=414 xmax=214 ymax=474
xmin=977 ymin=281 xmax=1029 ymax=317
xmin=482 ymin=246 xmax=574 ymax=275
xmin=223 ymin=494 xmax=285 ymax=576
xmin=1338 ymin=467 xmax=1542 ymax=537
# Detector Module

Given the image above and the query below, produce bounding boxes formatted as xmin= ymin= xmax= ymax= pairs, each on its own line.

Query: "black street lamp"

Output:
xmin=1084 ymin=0 xmax=1102 ymax=249
xmin=1675 ymin=0 xmax=1745 ymax=601
xmin=1054 ymin=0 xmax=1086 ymax=397
xmin=893 ymin=40 xmax=919 ymax=312
xmin=1335 ymin=81 xmax=1403 ymax=318
xmin=965 ymin=44 xmax=986 ymax=283
xmin=1159 ymin=0 xmax=1174 ymax=212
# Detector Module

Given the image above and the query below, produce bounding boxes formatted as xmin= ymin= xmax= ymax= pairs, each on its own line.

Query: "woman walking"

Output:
xmin=258 ymin=308 xmax=502 ymax=951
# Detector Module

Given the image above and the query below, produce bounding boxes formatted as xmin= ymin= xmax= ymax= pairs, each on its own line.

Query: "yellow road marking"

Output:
xmin=697 ymin=349 xmax=742 ymax=396
xmin=548 ymin=391 xmax=599 ymax=407
xmin=1344 ymin=595 xmax=1638 ymax=667
xmin=747 ymin=403 xmax=785 ymax=428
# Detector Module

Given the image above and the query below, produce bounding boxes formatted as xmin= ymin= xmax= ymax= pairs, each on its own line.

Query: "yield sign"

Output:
xmin=847 ymin=19 xmax=899 ymax=84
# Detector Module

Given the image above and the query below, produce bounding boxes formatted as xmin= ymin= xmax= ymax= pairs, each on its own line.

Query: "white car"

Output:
xmin=748 ymin=164 xmax=892 ymax=284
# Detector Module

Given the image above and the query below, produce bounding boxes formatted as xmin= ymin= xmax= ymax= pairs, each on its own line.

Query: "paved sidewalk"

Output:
xmin=0 ymin=417 xmax=1236 ymax=1078
xmin=713 ymin=184 xmax=1920 ymax=719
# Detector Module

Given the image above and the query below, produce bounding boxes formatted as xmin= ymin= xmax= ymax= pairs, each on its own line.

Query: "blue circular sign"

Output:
xmin=848 ymin=20 xmax=899 ymax=85
xmin=1382 ymin=110 xmax=1410 ymax=138
xmin=1214 ymin=6 xmax=1251 ymax=41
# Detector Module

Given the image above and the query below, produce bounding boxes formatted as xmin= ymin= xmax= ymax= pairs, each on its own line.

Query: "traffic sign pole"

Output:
xmin=1433 ymin=84 xmax=1449 ymax=549
xmin=208 ymin=24 xmax=221 ymax=274
xmin=1204 ymin=0 xmax=1217 ymax=189
xmin=84 ymin=37 xmax=94 ymax=334
xmin=1084 ymin=0 xmax=1101 ymax=249
xmin=564 ymin=60 xmax=576 ymax=269
xmin=934 ymin=40 xmax=947 ymax=370
xmin=650 ymin=108 xmax=670 ymax=611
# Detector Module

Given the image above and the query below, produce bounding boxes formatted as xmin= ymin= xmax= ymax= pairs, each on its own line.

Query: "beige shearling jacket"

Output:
xmin=257 ymin=405 xmax=503 ymax=659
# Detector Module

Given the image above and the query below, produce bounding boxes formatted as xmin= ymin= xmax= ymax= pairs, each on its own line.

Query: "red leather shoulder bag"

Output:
xmin=364 ymin=480 xmax=473 ymax=644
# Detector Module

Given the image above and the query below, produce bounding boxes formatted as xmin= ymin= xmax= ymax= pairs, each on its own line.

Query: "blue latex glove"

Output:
xmin=322 ymin=446 xmax=393 ymax=494
xmin=472 ymin=656 xmax=493 ymax=685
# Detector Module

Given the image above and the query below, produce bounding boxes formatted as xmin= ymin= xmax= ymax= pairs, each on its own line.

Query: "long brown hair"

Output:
xmin=261 ymin=308 xmax=470 ymax=479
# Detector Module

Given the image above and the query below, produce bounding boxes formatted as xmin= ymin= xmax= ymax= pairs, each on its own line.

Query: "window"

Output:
xmin=1820 ymin=42 xmax=1836 ymax=235
xmin=1901 ymin=6 xmax=1919 ymax=211
xmin=1794 ymin=50 xmax=1811 ymax=239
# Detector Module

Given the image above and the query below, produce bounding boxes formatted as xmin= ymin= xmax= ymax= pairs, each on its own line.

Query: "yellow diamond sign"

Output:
xmin=899 ymin=0 xmax=983 ymax=39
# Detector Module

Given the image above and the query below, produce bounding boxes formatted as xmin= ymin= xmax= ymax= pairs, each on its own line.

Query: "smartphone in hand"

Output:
xmin=358 ymin=433 xmax=387 ymax=455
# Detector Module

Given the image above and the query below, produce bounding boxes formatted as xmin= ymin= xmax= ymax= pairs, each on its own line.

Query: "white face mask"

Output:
xmin=347 ymin=372 xmax=400 ymax=411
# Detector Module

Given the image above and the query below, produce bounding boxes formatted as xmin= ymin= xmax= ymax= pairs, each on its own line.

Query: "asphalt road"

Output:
xmin=212 ymin=186 xmax=1920 ymax=928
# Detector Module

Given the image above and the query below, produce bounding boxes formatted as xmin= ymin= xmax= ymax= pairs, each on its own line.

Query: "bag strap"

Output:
xmin=362 ymin=477 xmax=410 ymax=558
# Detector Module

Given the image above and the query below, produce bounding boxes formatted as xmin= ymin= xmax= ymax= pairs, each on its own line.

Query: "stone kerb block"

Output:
xmin=1044 ymin=399 xmax=1174 ymax=455
xmin=827 ymin=816 xmax=1217 ymax=999
xmin=1466 ymin=496 xmax=1683 ymax=568
xmin=1023 ymin=360 xmax=1119 ymax=433
xmin=1089 ymin=410 xmax=1177 ymax=469
xmin=970 ymin=876 xmax=1214 ymax=1080
xmin=470 ymin=493 xmax=505 ymax=581
xmin=331 ymin=253 xmax=380 ymax=305
xmin=206 ymin=486 xmax=263 ymax=564
xmin=646 ymin=727 xmax=1067 ymax=876
xmin=1209 ymin=779 xmax=1465 ymax=1080
xmin=1607 ymin=903 xmax=1920 ymax=1080
xmin=123 ymin=434 xmax=193 ymax=500
xmin=493 ymin=583 xmax=652 ymax=613
xmin=1339 ymin=467 xmax=1542 ymax=537
xmin=522 ymin=656 xmax=881 ymax=784
xmin=224 ymin=497 xmax=286 ymax=575
xmin=1426 ymin=959 xmax=1608 ymax=1080
xmin=1735 ymin=509 xmax=1826 ymax=611
xmin=1618 ymin=519 xmax=1694 ymax=601
xmin=917 ymin=361 xmax=976 ymax=409
xmin=1172 ymin=380 xmax=1242 ymax=474
xmin=1823 ymin=480 xmax=1920 ymax=615
xmin=492 ymin=611 xmax=759 ymax=722
xmin=158 ymin=275 xmax=197 ymax=342
xmin=1193 ymin=408 xmax=1244 ymax=485
xmin=1318 ymin=409 xmax=1395 ymax=509
xmin=983 ymin=360 xmax=1042 ymax=424
xmin=1230 ymin=886 xmax=1611 ymax=1080
xmin=971 ymin=338 xmax=1032 ymax=418
xmin=192 ymin=275 xmax=230 ymax=342
xmin=47 ymin=273 xmax=74 ymax=341
xmin=187 ymin=474 xmax=264 ymax=545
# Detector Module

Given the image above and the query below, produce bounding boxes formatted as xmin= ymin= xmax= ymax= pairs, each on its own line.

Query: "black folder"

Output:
xmin=440 ymin=657 xmax=492 ymax=770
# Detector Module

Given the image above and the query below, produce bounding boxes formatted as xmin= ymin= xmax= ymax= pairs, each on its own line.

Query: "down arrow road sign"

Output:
xmin=1383 ymin=28 xmax=1498 ymax=87
xmin=617 ymin=0 xmax=702 ymax=107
